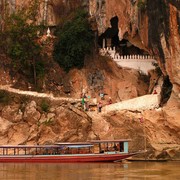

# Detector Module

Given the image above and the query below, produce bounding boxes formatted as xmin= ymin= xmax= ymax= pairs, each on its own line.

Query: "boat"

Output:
xmin=0 ymin=139 xmax=141 ymax=163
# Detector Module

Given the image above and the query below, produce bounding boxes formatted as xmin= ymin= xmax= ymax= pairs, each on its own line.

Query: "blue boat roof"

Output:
xmin=65 ymin=145 xmax=93 ymax=148
xmin=55 ymin=142 xmax=92 ymax=146
xmin=0 ymin=140 xmax=131 ymax=149
xmin=55 ymin=139 xmax=131 ymax=146
xmin=90 ymin=139 xmax=131 ymax=143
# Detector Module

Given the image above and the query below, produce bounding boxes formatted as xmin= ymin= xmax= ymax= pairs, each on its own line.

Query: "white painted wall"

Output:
xmin=114 ymin=59 xmax=156 ymax=74
xmin=99 ymin=47 xmax=156 ymax=74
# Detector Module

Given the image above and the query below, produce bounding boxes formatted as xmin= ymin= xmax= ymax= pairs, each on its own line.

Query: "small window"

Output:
xmin=120 ymin=142 xmax=124 ymax=152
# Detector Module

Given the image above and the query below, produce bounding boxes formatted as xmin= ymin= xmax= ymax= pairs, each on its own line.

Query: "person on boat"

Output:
xmin=105 ymin=146 xmax=109 ymax=152
xmin=113 ymin=144 xmax=118 ymax=151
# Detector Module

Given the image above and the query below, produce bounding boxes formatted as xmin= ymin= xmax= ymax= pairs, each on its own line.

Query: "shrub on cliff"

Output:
xmin=137 ymin=0 xmax=147 ymax=11
xmin=40 ymin=99 xmax=50 ymax=112
xmin=53 ymin=9 xmax=94 ymax=72
xmin=0 ymin=91 xmax=11 ymax=104
xmin=6 ymin=11 xmax=41 ymax=65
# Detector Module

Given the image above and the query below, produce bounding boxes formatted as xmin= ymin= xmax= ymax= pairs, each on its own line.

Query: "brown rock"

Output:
xmin=23 ymin=101 xmax=41 ymax=125
xmin=0 ymin=117 xmax=13 ymax=136
xmin=2 ymin=105 xmax=22 ymax=123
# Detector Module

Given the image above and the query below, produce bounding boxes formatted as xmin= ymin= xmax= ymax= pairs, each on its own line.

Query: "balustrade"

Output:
xmin=99 ymin=46 xmax=156 ymax=74
xmin=99 ymin=47 xmax=155 ymax=61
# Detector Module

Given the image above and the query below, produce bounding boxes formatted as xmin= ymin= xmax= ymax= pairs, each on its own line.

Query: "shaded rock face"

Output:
xmin=63 ymin=55 xmax=149 ymax=102
xmin=146 ymin=1 xmax=179 ymax=106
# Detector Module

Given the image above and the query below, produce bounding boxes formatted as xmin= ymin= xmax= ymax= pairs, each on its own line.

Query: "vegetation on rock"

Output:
xmin=53 ymin=9 xmax=94 ymax=72
xmin=0 ymin=91 xmax=11 ymax=104
xmin=137 ymin=0 xmax=147 ymax=11
xmin=0 ymin=0 xmax=44 ymax=86
xmin=40 ymin=99 xmax=50 ymax=112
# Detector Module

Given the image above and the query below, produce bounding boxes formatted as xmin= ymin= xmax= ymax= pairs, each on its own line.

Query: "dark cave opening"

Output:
xmin=98 ymin=16 xmax=148 ymax=56
xmin=177 ymin=11 xmax=180 ymax=34
xmin=98 ymin=16 xmax=119 ymax=48
xmin=117 ymin=39 xmax=146 ymax=55
xmin=160 ymin=76 xmax=173 ymax=106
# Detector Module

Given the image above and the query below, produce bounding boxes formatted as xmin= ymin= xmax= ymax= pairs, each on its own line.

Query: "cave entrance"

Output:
xmin=98 ymin=16 xmax=119 ymax=48
xmin=97 ymin=15 xmax=173 ymax=106
xmin=117 ymin=39 xmax=147 ymax=55
xmin=160 ymin=76 xmax=173 ymax=106
xmin=98 ymin=16 xmax=148 ymax=56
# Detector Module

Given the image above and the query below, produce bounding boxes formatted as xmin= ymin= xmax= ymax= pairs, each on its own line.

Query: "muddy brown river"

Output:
xmin=0 ymin=161 xmax=179 ymax=179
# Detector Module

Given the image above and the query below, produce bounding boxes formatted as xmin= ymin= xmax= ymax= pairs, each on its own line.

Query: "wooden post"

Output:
xmin=140 ymin=115 xmax=147 ymax=160
xmin=102 ymin=38 xmax=105 ymax=48
xmin=143 ymin=119 xmax=147 ymax=160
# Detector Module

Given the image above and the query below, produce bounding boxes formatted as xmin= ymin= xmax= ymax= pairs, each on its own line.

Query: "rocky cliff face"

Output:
xmin=0 ymin=93 xmax=179 ymax=159
xmin=90 ymin=0 xmax=179 ymax=101
xmin=0 ymin=98 xmax=94 ymax=145
xmin=90 ymin=0 xmax=180 ymax=131
xmin=0 ymin=0 xmax=179 ymax=160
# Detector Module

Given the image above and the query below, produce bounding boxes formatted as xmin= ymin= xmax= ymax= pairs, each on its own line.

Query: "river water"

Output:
xmin=0 ymin=161 xmax=179 ymax=180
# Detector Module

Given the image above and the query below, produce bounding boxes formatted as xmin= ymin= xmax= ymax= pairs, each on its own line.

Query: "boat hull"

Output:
xmin=0 ymin=153 xmax=136 ymax=163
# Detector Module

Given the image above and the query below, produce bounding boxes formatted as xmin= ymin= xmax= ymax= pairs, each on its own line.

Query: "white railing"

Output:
xmin=114 ymin=54 xmax=154 ymax=60
xmin=99 ymin=47 xmax=156 ymax=74
xmin=100 ymin=47 xmax=154 ymax=60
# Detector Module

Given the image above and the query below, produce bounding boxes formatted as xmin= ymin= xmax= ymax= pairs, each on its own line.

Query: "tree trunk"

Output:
xmin=32 ymin=58 xmax=37 ymax=86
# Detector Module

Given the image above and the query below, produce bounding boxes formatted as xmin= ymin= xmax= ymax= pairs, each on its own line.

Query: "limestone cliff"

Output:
xmin=90 ymin=0 xmax=180 ymax=135
xmin=89 ymin=0 xmax=180 ymax=159
xmin=0 ymin=0 xmax=179 ymax=160
xmin=0 ymin=90 xmax=179 ymax=160
xmin=90 ymin=0 xmax=180 ymax=102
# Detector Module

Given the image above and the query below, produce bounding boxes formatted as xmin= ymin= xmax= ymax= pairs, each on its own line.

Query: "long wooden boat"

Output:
xmin=0 ymin=139 xmax=141 ymax=163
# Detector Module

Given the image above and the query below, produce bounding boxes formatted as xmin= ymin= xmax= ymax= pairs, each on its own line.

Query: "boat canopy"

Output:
xmin=65 ymin=145 xmax=93 ymax=148
xmin=55 ymin=142 xmax=93 ymax=146
xmin=90 ymin=139 xmax=131 ymax=143
xmin=0 ymin=139 xmax=131 ymax=149
xmin=55 ymin=139 xmax=131 ymax=145
xmin=0 ymin=145 xmax=60 ymax=148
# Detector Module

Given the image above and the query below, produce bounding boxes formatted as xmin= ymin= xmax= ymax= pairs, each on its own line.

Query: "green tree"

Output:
xmin=1 ymin=0 xmax=43 ymax=85
xmin=137 ymin=0 xmax=147 ymax=11
xmin=53 ymin=9 xmax=94 ymax=72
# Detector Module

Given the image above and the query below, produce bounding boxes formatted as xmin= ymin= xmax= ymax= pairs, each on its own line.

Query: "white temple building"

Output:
xmin=99 ymin=40 xmax=156 ymax=75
